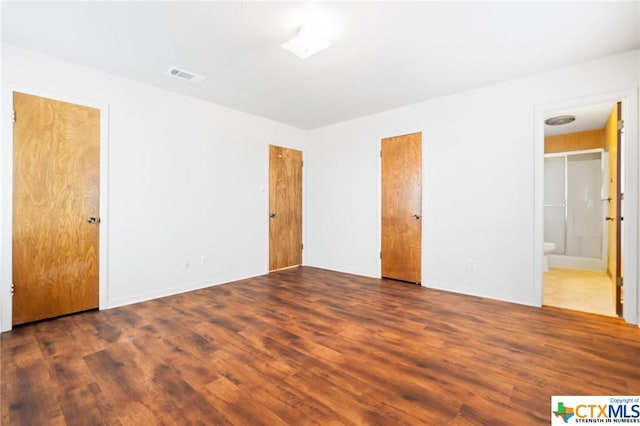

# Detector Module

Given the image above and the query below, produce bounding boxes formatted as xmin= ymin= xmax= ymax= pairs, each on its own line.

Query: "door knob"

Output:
xmin=270 ymin=213 xmax=276 ymax=218
xmin=413 ymin=214 xmax=421 ymax=220
xmin=605 ymin=217 xmax=615 ymax=221
xmin=87 ymin=217 xmax=99 ymax=224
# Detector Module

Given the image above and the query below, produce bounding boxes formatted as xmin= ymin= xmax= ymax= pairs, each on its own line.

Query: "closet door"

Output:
xmin=381 ymin=132 xmax=422 ymax=284
xmin=13 ymin=91 xmax=100 ymax=325
xmin=269 ymin=145 xmax=302 ymax=271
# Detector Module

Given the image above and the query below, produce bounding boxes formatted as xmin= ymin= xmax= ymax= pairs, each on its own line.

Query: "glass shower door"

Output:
xmin=565 ymin=153 xmax=603 ymax=258
xmin=544 ymin=156 xmax=566 ymax=254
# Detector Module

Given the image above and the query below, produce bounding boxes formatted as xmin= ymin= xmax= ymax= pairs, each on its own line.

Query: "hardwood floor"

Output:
xmin=2 ymin=267 xmax=639 ymax=425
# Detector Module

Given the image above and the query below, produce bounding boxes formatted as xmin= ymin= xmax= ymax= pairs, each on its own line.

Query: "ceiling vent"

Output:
xmin=165 ymin=67 xmax=206 ymax=84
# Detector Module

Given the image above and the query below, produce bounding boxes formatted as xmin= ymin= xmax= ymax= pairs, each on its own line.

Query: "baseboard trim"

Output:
xmin=106 ymin=270 xmax=265 ymax=310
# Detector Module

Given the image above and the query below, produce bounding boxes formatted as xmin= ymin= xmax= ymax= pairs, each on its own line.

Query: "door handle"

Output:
xmin=413 ymin=214 xmax=421 ymax=220
xmin=270 ymin=213 xmax=276 ymax=218
xmin=605 ymin=217 xmax=615 ymax=221
xmin=87 ymin=217 xmax=99 ymax=224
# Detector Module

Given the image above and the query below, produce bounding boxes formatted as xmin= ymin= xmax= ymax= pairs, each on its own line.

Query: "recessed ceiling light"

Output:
xmin=281 ymin=26 xmax=331 ymax=60
xmin=165 ymin=66 xmax=206 ymax=84
xmin=545 ymin=115 xmax=576 ymax=126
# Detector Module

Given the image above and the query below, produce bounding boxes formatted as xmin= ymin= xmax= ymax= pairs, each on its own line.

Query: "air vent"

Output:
xmin=165 ymin=67 xmax=206 ymax=84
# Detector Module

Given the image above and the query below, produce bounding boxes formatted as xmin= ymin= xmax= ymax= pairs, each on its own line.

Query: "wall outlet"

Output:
xmin=201 ymin=256 xmax=208 ymax=266
xmin=467 ymin=259 xmax=477 ymax=271
xmin=183 ymin=260 xmax=191 ymax=270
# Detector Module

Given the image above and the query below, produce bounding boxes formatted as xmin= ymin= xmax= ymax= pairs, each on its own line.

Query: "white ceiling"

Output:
xmin=544 ymin=102 xmax=617 ymax=137
xmin=2 ymin=2 xmax=639 ymax=129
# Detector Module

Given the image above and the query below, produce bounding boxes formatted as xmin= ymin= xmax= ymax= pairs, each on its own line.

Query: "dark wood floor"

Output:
xmin=2 ymin=267 xmax=639 ymax=425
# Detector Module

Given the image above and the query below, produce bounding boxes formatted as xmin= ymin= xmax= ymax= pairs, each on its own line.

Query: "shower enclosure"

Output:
xmin=544 ymin=149 xmax=608 ymax=270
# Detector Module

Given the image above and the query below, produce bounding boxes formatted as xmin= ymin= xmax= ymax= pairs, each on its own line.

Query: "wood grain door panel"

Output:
xmin=269 ymin=145 xmax=302 ymax=271
xmin=381 ymin=132 xmax=422 ymax=283
xmin=615 ymin=101 xmax=623 ymax=316
xmin=12 ymin=92 xmax=100 ymax=325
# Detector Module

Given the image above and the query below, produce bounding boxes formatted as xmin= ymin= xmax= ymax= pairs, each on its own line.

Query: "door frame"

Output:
xmin=1 ymin=85 xmax=110 ymax=331
xmin=533 ymin=89 xmax=639 ymax=324
xmin=377 ymin=129 xmax=424 ymax=280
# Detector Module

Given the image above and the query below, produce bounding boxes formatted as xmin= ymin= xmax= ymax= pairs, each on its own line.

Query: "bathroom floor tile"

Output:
xmin=543 ymin=267 xmax=616 ymax=317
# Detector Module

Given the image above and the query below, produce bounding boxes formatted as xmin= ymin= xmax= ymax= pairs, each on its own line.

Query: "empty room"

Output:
xmin=1 ymin=2 xmax=639 ymax=425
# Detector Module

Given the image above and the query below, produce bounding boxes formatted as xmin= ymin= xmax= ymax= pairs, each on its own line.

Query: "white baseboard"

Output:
xmin=106 ymin=270 xmax=266 ymax=310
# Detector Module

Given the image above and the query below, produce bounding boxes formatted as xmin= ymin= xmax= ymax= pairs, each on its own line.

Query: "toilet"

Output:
xmin=543 ymin=242 xmax=556 ymax=272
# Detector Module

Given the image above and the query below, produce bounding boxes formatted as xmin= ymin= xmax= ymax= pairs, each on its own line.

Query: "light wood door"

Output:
xmin=269 ymin=145 xmax=302 ymax=271
xmin=381 ymin=132 xmax=422 ymax=283
xmin=614 ymin=101 xmax=623 ymax=316
xmin=12 ymin=92 xmax=100 ymax=325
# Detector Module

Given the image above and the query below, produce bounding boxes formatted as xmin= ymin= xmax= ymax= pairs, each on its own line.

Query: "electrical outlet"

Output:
xmin=183 ymin=260 xmax=191 ymax=270
xmin=467 ymin=260 xmax=477 ymax=271
xmin=201 ymin=256 xmax=208 ymax=266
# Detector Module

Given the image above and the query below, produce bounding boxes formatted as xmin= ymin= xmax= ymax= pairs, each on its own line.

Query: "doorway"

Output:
xmin=541 ymin=101 xmax=623 ymax=317
xmin=380 ymin=132 xmax=422 ymax=284
xmin=269 ymin=145 xmax=302 ymax=271
xmin=12 ymin=92 xmax=100 ymax=325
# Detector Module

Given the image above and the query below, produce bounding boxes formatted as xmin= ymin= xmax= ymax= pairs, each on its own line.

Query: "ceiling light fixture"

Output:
xmin=281 ymin=26 xmax=331 ymax=60
xmin=545 ymin=115 xmax=576 ymax=126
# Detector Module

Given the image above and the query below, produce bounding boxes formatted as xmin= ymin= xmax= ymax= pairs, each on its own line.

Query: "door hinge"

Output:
xmin=380 ymin=150 xmax=382 ymax=158
xmin=380 ymin=251 xmax=382 ymax=259
xmin=301 ymin=243 xmax=304 ymax=250
xmin=11 ymin=284 xmax=15 ymax=295
xmin=12 ymin=110 xmax=16 ymax=123
xmin=618 ymin=119 xmax=624 ymax=131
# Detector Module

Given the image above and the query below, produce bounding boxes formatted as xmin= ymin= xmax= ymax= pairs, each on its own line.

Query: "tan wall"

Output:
xmin=604 ymin=106 xmax=618 ymax=278
xmin=544 ymin=129 xmax=605 ymax=154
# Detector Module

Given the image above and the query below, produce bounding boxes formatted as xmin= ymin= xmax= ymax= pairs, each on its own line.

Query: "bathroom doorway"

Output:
xmin=542 ymin=101 xmax=622 ymax=317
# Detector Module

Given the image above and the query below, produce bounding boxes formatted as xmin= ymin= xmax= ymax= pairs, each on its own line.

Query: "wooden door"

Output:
xmin=12 ymin=92 xmax=100 ymax=325
xmin=269 ymin=145 xmax=302 ymax=271
xmin=381 ymin=132 xmax=422 ymax=283
xmin=614 ymin=101 xmax=623 ymax=316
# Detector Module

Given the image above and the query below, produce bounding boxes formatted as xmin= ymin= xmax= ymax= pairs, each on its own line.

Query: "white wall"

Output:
xmin=1 ymin=44 xmax=307 ymax=330
xmin=305 ymin=50 xmax=640 ymax=319
xmin=2 ymin=43 xmax=639 ymax=331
